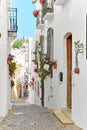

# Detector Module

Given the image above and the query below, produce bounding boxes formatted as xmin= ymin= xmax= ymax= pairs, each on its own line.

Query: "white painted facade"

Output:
xmin=0 ymin=0 xmax=17 ymax=117
xmin=30 ymin=0 xmax=87 ymax=130
xmin=28 ymin=36 xmax=41 ymax=105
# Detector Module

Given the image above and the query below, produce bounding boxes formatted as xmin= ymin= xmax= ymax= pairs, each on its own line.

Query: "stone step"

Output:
xmin=61 ymin=107 xmax=72 ymax=120
xmin=53 ymin=110 xmax=73 ymax=125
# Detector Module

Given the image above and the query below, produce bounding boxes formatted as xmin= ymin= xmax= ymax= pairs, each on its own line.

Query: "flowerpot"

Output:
xmin=39 ymin=0 xmax=44 ymax=4
xmin=47 ymin=9 xmax=53 ymax=13
xmin=34 ymin=68 xmax=38 ymax=72
xmin=74 ymin=67 xmax=80 ymax=74
xmin=53 ymin=64 xmax=57 ymax=69
xmin=33 ymin=10 xmax=39 ymax=17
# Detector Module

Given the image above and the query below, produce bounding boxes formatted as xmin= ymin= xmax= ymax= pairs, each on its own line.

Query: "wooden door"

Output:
xmin=66 ymin=35 xmax=72 ymax=109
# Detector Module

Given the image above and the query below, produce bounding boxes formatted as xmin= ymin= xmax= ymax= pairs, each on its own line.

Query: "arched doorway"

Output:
xmin=66 ymin=35 xmax=72 ymax=109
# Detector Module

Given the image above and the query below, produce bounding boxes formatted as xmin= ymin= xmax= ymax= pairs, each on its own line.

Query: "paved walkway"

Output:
xmin=0 ymin=98 xmax=82 ymax=130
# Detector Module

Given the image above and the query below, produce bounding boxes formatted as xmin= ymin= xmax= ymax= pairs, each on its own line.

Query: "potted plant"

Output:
xmin=32 ymin=0 xmax=37 ymax=4
xmin=47 ymin=7 xmax=53 ymax=13
xmin=74 ymin=67 xmax=80 ymax=74
xmin=39 ymin=0 xmax=44 ymax=4
xmin=9 ymin=62 xmax=16 ymax=77
xmin=50 ymin=59 xmax=57 ymax=69
xmin=34 ymin=67 xmax=38 ymax=72
xmin=38 ymin=68 xmax=50 ymax=80
xmin=74 ymin=40 xmax=81 ymax=74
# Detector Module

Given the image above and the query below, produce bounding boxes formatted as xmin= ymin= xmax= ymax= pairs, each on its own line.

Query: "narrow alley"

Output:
xmin=0 ymin=98 xmax=82 ymax=130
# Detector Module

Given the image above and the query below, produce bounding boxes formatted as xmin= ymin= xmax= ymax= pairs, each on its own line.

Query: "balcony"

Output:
xmin=8 ymin=8 xmax=18 ymax=38
xmin=42 ymin=0 xmax=54 ymax=20
xmin=36 ymin=9 xmax=44 ymax=29
xmin=54 ymin=0 xmax=68 ymax=6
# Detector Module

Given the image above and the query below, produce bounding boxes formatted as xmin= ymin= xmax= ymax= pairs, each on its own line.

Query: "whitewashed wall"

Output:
xmin=53 ymin=0 xmax=87 ymax=130
xmin=0 ymin=0 xmax=10 ymax=116
xmin=34 ymin=0 xmax=87 ymax=129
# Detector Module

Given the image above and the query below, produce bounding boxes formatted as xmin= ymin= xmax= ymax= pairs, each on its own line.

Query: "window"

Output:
xmin=47 ymin=28 xmax=54 ymax=78
xmin=40 ymin=35 xmax=44 ymax=52
xmin=47 ymin=28 xmax=54 ymax=59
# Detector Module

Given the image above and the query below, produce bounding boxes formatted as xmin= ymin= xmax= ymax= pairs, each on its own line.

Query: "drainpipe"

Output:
xmin=41 ymin=80 xmax=44 ymax=106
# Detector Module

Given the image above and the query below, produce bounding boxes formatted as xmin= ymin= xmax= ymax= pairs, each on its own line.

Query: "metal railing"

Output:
xmin=42 ymin=0 xmax=54 ymax=17
xmin=8 ymin=8 xmax=17 ymax=32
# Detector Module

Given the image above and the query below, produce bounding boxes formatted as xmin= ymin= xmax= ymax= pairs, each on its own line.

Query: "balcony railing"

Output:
xmin=42 ymin=0 xmax=54 ymax=20
xmin=36 ymin=9 xmax=44 ymax=29
xmin=8 ymin=8 xmax=17 ymax=38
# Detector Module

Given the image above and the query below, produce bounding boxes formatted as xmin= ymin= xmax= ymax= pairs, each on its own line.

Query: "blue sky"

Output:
xmin=12 ymin=0 xmax=36 ymax=38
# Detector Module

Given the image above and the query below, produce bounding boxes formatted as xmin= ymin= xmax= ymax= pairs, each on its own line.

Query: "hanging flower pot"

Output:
xmin=39 ymin=0 xmax=44 ymax=4
xmin=53 ymin=64 xmax=57 ymax=69
xmin=34 ymin=67 xmax=38 ymax=72
xmin=74 ymin=67 xmax=80 ymax=74
xmin=33 ymin=10 xmax=39 ymax=17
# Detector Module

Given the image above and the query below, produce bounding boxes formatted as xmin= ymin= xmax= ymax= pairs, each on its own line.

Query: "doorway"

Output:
xmin=66 ymin=35 xmax=72 ymax=109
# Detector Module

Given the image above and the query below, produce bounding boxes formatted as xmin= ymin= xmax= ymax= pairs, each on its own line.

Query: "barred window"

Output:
xmin=47 ymin=28 xmax=54 ymax=59
xmin=35 ymin=41 xmax=38 ymax=60
xmin=40 ymin=35 xmax=44 ymax=53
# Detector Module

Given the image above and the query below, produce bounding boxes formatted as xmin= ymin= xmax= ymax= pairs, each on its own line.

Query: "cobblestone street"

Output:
xmin=0 ymin=98 xmax=82 ymax=130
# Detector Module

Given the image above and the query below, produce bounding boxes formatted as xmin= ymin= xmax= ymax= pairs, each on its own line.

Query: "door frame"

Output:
xmin=66 ymin=35 xmax=72 ymax=109
xmin=64 ymin=32 xmax=72 ymax=109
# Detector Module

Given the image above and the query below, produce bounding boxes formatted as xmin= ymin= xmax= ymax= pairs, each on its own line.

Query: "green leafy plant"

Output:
xmin=74 ymin=40 xmax=81 ymax=67
xmin=74 ymin=40 xmax=82 ymax=74
xmin=12 ymin=39 xmax=22 ymax=49
xmin=38 ymin=67 xmax=50 ymax=80
xmin=47 ymin=7 xmax=53 ymax=12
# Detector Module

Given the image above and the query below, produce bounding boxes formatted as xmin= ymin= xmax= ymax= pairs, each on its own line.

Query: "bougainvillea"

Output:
xmin=7 ymin=54 xmax=16 ymax=77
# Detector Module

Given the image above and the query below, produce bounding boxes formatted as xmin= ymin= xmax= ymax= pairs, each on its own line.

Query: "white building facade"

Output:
xmin=30 ymin=0 xmax=87 ymax=130
xmin=0 ymin=0 xmax=17 ymax=117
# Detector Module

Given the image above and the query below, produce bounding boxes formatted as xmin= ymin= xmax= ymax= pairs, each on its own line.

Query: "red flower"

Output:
xmin=8 ymin=54 xmax=14 ymax=60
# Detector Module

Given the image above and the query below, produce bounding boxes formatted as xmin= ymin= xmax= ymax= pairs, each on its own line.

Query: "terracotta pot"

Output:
xmin=34 ymin=68 xmax=38 ymax=72
xmin=33 ymin=10 xmax=39 ymax=17
xmin=39 ymin=0 xmax=44 ymax=4
xmin=74 ymin=67 xmax=80 ymax=74
xmin=47 ymin=9 xmax=53 ymax=13
xmin=53 ymin=64 xmax=57 ymax=69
